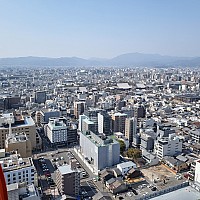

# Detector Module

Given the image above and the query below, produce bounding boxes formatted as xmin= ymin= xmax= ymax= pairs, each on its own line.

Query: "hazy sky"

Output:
xmin=0 ymin=0 xmax=200 ymax=58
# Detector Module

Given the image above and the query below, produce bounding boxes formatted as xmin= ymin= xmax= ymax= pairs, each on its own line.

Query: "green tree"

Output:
xmin=126 ymin=148 xmax=141 ymax=160
xmin=118 ymin=140 xmax=126 ymax=154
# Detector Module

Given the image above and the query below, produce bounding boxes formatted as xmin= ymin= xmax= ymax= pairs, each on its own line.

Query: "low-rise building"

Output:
xmin=117 ymin=161 xmax=137 ymax=176
xmin=5 ymin=132 xmax=32 ymax=158
xmin=0 ymin=152 xmax=36 ymax=186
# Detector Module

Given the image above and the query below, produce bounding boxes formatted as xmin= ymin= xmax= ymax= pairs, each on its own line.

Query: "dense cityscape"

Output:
xmin=0 ymin=66 xmax=200 ymax=199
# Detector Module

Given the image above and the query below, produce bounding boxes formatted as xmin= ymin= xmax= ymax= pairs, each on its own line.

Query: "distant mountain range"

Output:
xmin=0 ymin=53 xmax=200 ymax=67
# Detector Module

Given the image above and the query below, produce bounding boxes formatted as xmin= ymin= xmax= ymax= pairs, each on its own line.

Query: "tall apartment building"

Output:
xmin=98 ymin=111 xmax=112 ymax=135
xmin=0 ymin=113 xmax=41 ymax=150
xmin=134 ymin=104 xmax=146 ymax=119
xmin=195 ymin=159 xmax=200 ymax=185
xmin=80 ymin=131 xmax=120 ymax=173
xmin=56 ymin=165 xmax=80 ymax=197
xmin=140 ymin=133 xmax=154 ymax=151
xmin=125 ymin=117 xmax=137 ymax=146
xmin=0 ymin=152 xmax=36 ymax=186
xmin=46 ymin=117 xmax=77 ymax=146
xmin=84 ymin=108 xmax=102 ymax=134
xmin=155 ymin=134 xmax=182 ymax=159
xmin=74 ymin=102 xmax=85 ymax=119
xmin=112 ymin=112 xmax=127 ymax=134
xmin=81 ymin=118 xmax=95 ymax=133
xmin=36 ymin=109 xmax=60 ymax=126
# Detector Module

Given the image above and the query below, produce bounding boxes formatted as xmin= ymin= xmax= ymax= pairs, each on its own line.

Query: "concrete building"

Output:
xmin=83 ymin=108 xmax=102 ymax=134
xmin=36 ymin=109 xmax=60 ymax=126
xmin=5 ymin=132 xmax=32 ymax=158
xmin=46 ymin=117 xmax=77 ymax=146
xmin=74 ymin=102 xmax=85 ymax=119
xmin=98 ymin=111 xmax=112 ymax=135
xmin=195 ymin=159 xmax=200 ymax=186
xmin=82 ymin=117 xmax=95 ymax=133
xmin=0 ymin=152 xmax=36 ymax=186
xmin=117 ymin=161 xmax=137 ymax=176
xmin=4 ymin=96 xmax=22 ymax=110
xmin=56 ymin=165 xmax=80 ymax=197
xmin=35 ymin=91 xmax=46 ymax=104
xmin=125 ymin=117 xmax=137 ymax=146
xmin=190 ymin=130 xmax=200 ymax=143
xmin=155 ymin=134 xmax=182 ymax=159
xmin=80 ymin=131 xmax=120 ymax=173
xmin=0 ymin=113 xmax=41 ymax=150
xmin=7 ymin=183 xmax=40 ymax=200
xmin=140 ymin=133 xmax=154 ymax=151
xmin=7 ymin=183 xmax=19 ymax=200
xmin=112 ymin=112 xmax=127 ymax=134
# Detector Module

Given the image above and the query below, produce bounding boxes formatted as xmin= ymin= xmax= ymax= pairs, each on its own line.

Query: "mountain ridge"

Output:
xmin=0 ymin=53 xmax=199 ymax=67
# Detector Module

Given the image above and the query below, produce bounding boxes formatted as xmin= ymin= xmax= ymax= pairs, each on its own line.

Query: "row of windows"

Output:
xmin=7 ymin=178 xmax=34 ymax=185
xmin=7 ymin=169 xmax=34 ymax=177
xmin=1 ymin=127 xmax=29 ymax=132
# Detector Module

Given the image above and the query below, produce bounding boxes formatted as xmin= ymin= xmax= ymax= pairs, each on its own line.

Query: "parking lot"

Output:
xmin=33 ymin=148 xmax=98 ymax=199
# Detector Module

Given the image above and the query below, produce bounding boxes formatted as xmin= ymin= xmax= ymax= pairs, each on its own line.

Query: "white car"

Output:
xmin=93 ymin=178 xmax=97 ymax=182
xmin=127 ymin=192 xmax=133 ymax=197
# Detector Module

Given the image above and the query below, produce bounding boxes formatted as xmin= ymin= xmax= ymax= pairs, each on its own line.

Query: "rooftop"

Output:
xmin=117 ymin=161 xmax=136 ymax=169
xmin=0 ymin=153 xmax=33 ymax=172
xmin=151 ymin=186 xmax=200 ymax=200
xmin=82 ymin=131 xmax=118 ymax=147
xmin=57 ymin=164 xmax=75 ymax=175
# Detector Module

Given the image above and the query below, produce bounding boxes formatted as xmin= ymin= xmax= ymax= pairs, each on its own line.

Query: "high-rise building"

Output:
xmin=155 ymin=134 xmax=182 ymax=159
xmin=98 ymin=111 xmax=112 ymax=135
xmin=0 ymin=113 xmax=41 ymax=150
xmin=80 ymin=131 xmax=120 ymax=173
xmin=134 ymin=104 xmax=146 ymax=119
xmin=125 ymin=117 xmax=137 ymax=146
xmin=74 ymin=102 xmax=85 ymax=119
xmin=35 ymin=91 xmax=46 ymax=104
xmin=4 ymin=96 xmax=22 ymax=110
xmin=56 ymin=165 xmax=80 ymax=197
xmin=195 ymin=159 xmax=200 ymax=185
xmin=112 ymin=112 xmax=127 ymax=134
xmin=36 ymin=109 xmax=60 ymax=126
xmin=46 ymin=117 xmax=77 ymax=146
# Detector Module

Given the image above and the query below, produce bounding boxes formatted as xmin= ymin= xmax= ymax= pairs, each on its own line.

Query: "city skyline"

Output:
xmin=1 ymin=0 xmax=200 ymax=58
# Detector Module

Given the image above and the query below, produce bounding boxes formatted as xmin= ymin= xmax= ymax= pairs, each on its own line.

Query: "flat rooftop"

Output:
xmin=151 ymin=186 xmax=200 ymax=200
xmin=82 ymin=131 xmax=118 ymax=147
xmin=57 ymin=164 xmax=74 ymax=175
xmin=0 ymin=154 xmax=33 ymax=172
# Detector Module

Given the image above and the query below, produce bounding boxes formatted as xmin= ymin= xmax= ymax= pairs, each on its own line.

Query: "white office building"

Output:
xmin=155 ymin=134 xmax=182 ymax=159
xmin=0 ymin=152 xmax=36 ymax=186
xmin=46 ymin=117 xmax=77 ymax=145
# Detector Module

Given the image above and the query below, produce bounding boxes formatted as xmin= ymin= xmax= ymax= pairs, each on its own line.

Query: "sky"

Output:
xmin=0 ymin=0 xmax=200 ymax=58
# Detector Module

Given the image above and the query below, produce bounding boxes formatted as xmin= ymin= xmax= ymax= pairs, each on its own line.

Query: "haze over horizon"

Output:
xmin=0 ymin=0 xmax=200 ymax=58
